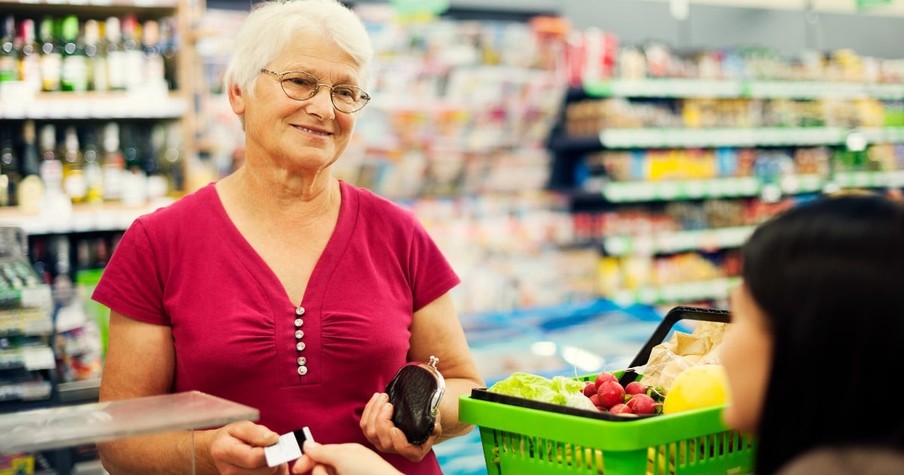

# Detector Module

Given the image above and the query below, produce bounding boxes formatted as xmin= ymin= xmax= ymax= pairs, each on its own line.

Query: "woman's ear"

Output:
xmin=228 ymin=82 xmax=245 ymax=115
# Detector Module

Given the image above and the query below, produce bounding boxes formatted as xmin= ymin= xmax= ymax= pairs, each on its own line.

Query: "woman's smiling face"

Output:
xmin=233 ymin=32 xmax=364 ymax=174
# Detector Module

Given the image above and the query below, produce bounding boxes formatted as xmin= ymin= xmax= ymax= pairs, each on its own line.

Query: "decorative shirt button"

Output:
xmin=297 ymin=356 xmax=307 ymax=365
xmin=295 ymin=307 xmax=305 ymax=316
xmin=295 ymin=330 xmax=304 ymax=339
xmin=297 ymin=365 xmax=308 ymax=376
xmin=296 ymin=342 xmax=306 ymax=352
xmin=294 ymin=318 xmax=303 ymax=327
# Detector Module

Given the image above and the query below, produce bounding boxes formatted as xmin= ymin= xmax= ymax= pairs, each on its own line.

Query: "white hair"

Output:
xmin=222 ymin=0 xmax=373 ymax=96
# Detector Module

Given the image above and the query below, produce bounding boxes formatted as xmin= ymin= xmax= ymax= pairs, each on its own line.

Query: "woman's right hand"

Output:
xmin=359 ymin=392 xmax=440 ymax=462
xmin=208 ymin=420 xmax=288 ymax=475
xmin=291 ymin=441 xmax=402 ymax=475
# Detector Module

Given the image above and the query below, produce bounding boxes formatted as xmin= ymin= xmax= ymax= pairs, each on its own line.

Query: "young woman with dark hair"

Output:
xmin=721 ymin=193 xmax=904 ymax=475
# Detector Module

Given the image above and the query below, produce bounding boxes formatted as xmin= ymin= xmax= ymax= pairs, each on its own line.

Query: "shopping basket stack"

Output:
xmin=459 ymin=307 xmax=755 ymax=474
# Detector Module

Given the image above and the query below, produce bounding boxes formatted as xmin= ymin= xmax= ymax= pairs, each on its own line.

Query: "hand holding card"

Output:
xmin=264 ymin=426 xmax=314 ymax=467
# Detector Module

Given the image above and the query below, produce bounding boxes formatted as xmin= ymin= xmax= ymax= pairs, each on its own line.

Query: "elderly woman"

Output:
xmin=93 ymin=1 xmax=483 ymax=474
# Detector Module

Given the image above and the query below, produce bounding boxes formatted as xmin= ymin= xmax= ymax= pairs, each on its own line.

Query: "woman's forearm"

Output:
xmin=436 ymin=377 xmax=483 ymax=442
xmin=98 ymin=429 xmax=218 ymax=475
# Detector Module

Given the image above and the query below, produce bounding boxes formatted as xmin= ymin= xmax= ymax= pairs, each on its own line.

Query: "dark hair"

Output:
xmin=741 ymin=194 xmax=904 ymax=474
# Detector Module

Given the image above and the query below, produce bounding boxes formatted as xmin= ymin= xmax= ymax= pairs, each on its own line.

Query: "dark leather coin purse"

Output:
xmin=384 ymin=355 xmax=445 ymax=445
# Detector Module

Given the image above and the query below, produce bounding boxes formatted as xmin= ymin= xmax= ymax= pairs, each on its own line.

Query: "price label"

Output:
xmin=22 ymin=346 xmax=56 ymax=371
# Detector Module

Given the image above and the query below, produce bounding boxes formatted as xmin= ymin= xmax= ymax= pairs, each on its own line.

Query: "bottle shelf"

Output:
xmin=0 ymin=346 xmax=56 ymax=371
xmin=0 ymin=91 xmax=188 ymax=120
xmin=0 ymin=201 xmax=173 ymax=235
xmin=0 ymin=380 xmax=53 ymax=404
xmin=0 ymin=0 xmax=177 ymax=8
xmin=0 ymin=306 xmax=53 ymax=336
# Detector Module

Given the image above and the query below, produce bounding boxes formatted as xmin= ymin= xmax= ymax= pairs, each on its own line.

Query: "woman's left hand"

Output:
xmin=359 ymin=392 xmax=441 ymax=462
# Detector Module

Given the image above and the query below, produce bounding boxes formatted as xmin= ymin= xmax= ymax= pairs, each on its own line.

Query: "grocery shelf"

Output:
xmin=0 ymin=346 xmax=56 ymax=372
xmin=593 ymin=126 xmax=904 ymax=149
xmin=583 ymin=78 xmax=744 ymax=98
xmin=834 ymin=169 xmax=904 ymax=188
xmin=601 ymin=176 xmax=763 ymax=202
xmin=0 ymin=201 xmax=174 ymax=236
xmin=582 ymin=78 xmax=904 ymax=100
xmin=610 ymin=277 xmax=740 ymax=306
xmin=0 ymin=307 xmax=54 ymax=336
xmin=0 ymin=0 xmax=178 ymax=6
xmin=590 ymin=171 xmax=904 ymax=205
xmin=603 ymin=225 xmax=756 ymax=257
xmin=599 ymin=127 xmax=837 ymax=148
xmin=0 ymin=92 xmax=188 ymax=120
xmin=0 ymin=380 xmax=53 ymax=405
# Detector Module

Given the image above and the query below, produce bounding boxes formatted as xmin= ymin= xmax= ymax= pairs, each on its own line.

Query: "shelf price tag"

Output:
xmin=633 ymin=183 xmax=656 ymax=201
xmin=657 ymin=181 xmax=679 ymax=200
xmin=604 ymin=237 xmax=631 ymax=256
xmin=685 ymin=180 xmax=705 ymax=198
xmin=889 ymin=170 xmax=904 ymax=188
xmin=797 ymin=175 xmax=823 ymax=192
xmin=852 ymin=172 xmax=871 ymax=187
xmin=22 ymin=346 xmax=56 ymax=371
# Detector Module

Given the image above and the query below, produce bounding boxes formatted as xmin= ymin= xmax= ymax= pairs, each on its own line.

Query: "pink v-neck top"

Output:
xmin=92 ymin=181 xmax=460 ymax=474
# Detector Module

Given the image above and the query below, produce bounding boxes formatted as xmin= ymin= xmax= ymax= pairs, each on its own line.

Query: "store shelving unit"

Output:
xmin=0 ymin=227 xmax=55 ymax=412
xmin=548 ymin=76 xmax=904 ymax=308
xmin=0 ymin=0 xmax=205 ymax=200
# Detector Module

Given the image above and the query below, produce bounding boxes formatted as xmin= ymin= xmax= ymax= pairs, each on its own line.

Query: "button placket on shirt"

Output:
xmin=295 ymin=306 xmax=307 ymax=376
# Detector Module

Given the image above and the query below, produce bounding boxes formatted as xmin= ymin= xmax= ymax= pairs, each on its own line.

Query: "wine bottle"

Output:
xmin=17 ymin=120 xmax=44 ymax=213
xmin=0 ymin=15 xmax=17 ymax=82
xmin=143 ymin=19 xmax=166 ymax=93
xmin=16 ymin=19 xmax=41 ymax=93
xmin=101 ymin=122 xmax=124 ymax=201
xmin=160 ymin=17 xmax=178 ymax=90
xmin=162 ymin=121 xmax=184 ymax=195
xmin=82 ymin=126 xmax=103 ymax=203
xmin=104 ymin=17 xmax=126 ymax=91
xmin=120 ymin=123 xmax=148 ymax=206
xmin=146 ymin=123 xmax=168 ymax=200
xmin=60 ymin=15 xmax=88 ymax=92
xmin=83 ymin=19 xmax=106 ymax=92
xmin=61 ymin=125 xmax=87 ymax=203
xmin=121 ymin=14 xmax=144 ymax=91
xmin=0 ymin=127 xmax=20 ymax=206
xmin=38 ymin=16 xmax=62 ymax=92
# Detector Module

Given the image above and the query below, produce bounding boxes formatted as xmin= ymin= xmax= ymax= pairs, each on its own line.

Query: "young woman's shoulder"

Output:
xmin=778 ymin=446 xmax=904 ymax=475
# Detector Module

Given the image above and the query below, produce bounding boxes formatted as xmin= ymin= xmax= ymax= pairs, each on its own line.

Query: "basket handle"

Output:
xmin=617 ymin=306 xmax=731 ymax=387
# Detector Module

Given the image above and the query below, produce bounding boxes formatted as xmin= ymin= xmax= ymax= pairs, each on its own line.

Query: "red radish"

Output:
xmin=625 ymin=381 xmax=647 ymax=395
xmin=582 ymin=381 xmax=597 ymax=397
xmin=595 ymin=372 xmax=617 ymax=387
xmin=627 ymin=393 xmax=657 ymax=415
xmin=609 ymin=403 xmax=633 ymax=415
xmin=588 ymin=394 xmax=601 ymax=407
xmin=596 ymin=381 xmax=626 ymax=409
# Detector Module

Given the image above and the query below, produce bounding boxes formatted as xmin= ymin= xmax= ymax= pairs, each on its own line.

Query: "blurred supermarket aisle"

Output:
xmin=436 ymin=301 xmax=667 ymax=475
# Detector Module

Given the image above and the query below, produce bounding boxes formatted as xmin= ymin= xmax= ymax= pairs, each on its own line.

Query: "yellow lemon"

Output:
xmin=662 ymin=364 xmax=729 ymax=415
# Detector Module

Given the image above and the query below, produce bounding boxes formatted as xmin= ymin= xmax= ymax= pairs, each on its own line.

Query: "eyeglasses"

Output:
xmin=260 ymin=69 xmax=371 ymax=113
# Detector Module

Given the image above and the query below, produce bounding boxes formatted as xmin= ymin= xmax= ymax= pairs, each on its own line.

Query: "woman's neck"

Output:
xmin=218 ymin=165 xmax=339 ymax=226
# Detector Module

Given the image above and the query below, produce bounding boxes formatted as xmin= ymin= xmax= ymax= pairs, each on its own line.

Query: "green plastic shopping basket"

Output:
xmin=459 ymin=306 xmax=756 ymax=475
